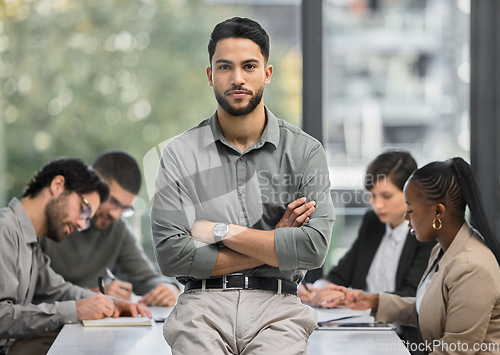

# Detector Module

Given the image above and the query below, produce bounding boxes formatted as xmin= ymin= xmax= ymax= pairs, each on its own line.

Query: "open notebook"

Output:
xmin=82 ymin=317 xmax=152 ymax=327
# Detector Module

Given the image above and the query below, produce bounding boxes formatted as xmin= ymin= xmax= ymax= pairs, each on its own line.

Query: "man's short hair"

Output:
xmin=92 ymin=151 xmax=142 ymax=195
xmin=22 ymin=158 xmax=109 ymax=202
xmin=208 ymin=17 xmax=270 ymax=65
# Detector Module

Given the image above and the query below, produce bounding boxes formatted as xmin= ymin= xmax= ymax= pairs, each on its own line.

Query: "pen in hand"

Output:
xmin=98 ymin=276 xmax=106 ymax=294
xmin=105 ymin=268 xmax=132 ymax=292
xmin=302 ymin=282 xmax=312 ymax=293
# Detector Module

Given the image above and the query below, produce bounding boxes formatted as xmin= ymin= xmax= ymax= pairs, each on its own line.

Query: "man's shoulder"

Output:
xmin=276 ymin=118 xmax=321 ymax=145
xmin=274 ymin=118 xmax=323 ymax=158
xmin=89 ymin=218 xmax=132 ymax=240
xmin=162 ymin=118 xmax=212 ymax=152
xmin=0 ymin=205 xmax=16 ymax=225
xmin=109 ymin=218 xmax=136 ymax=239
xmin=0 ymin=205 xmax=21 ymax=238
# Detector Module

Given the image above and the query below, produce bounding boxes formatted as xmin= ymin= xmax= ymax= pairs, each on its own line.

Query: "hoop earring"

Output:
xmin=432 ymin=218 xmax=442 ymax=230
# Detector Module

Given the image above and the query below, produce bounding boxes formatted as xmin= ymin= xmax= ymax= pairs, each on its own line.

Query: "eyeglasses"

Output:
xmin=79 ymin=195 xmax=92 ymax=230
xmin=108 ymin=195 xmax=135 ymax=218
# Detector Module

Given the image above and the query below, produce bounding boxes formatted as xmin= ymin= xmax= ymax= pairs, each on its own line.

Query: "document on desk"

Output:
xmin=314 ymin=307 xmax=394 ymax=330
xmin=316 ymin=321 xmax=396 ymax=331
xmin=82 ymin=317 xmax=152 ymax=327
xmin=315 ymin=308 xmax=372 ymax=323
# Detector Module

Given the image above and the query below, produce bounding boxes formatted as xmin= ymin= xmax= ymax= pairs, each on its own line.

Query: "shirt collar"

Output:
xmin=385 ymin=220 xmax=409 ymax=243
xmin=8 ymin=197 xmax=38 ymax=244
xmin=207 ymin=106 xmax=280 ymax=151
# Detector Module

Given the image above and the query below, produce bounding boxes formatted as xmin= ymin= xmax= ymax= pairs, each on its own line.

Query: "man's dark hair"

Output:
xmin=208 ymin=17 xmax=270 ymax=65
xmin=364 ymin=149 xmax=417 ymax=191
xmin=92 ymin=151 xmax=142 ymax=195
xmin=22 ymin=158 xmax=109 ymax=202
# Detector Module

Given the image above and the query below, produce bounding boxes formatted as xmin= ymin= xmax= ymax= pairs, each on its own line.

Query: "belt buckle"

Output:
xmin=221 ymin=275 xmax=247 ymax=291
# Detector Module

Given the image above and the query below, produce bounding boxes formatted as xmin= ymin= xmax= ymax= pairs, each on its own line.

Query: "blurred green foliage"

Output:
xmin=0 ymin=0 xmax=302 ymax=205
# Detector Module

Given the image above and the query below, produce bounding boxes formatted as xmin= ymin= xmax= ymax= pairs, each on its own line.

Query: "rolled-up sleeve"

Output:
xmin=151 ymin=146 xmax=219 ymax=279
xmin=274 ymin=144 xmax=335 ymax=270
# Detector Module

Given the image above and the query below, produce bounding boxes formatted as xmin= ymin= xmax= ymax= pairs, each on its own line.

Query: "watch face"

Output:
xmin=214 ymin=223 xmax=229 ymax=237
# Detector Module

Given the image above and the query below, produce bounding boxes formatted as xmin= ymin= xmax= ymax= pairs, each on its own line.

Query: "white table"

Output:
xmin=48 ymin=307 xmax=410 ymax=354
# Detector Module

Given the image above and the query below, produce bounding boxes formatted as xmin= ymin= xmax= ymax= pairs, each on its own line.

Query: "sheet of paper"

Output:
xmin=82 ymin=317 xmax=152 ymax=327
xmin=314 ymin=307 xmax=372 ymax=323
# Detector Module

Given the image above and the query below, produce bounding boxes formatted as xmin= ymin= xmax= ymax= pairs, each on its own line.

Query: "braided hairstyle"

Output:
xmin=410 ymin=157 xmax=500 ymax=265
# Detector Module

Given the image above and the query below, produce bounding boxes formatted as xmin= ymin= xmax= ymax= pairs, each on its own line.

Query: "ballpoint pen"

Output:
xmin=105 ymin=267 xmax=131 ymax=292
xmin=105 ymin=267 xmax=116 ymax=282
xmin=301 ymin=282 xmax=312 ymax=293
xmin=98 ymin=276 xmax=106 ymax=294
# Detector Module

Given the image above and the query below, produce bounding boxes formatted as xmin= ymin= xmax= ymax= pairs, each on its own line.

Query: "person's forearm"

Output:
xmin=211 ymin=248 xmax=264 ymax=276
xmin=223 ymin=225 xmax=278 ymax=267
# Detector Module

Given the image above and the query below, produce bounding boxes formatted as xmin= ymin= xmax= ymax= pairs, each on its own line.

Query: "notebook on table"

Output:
xmin=82 ymin=317 xmax=152 ymax=327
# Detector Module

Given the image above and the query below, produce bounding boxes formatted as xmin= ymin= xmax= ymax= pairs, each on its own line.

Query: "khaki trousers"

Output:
xmin=164 ymin=289 xmax=317 ymax=355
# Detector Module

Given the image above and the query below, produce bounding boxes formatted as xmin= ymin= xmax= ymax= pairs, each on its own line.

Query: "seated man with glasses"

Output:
xmin=0 ymin=157 xmax=150 ymax=355
xmin=42 ymin=151 xmax=180 ymax=306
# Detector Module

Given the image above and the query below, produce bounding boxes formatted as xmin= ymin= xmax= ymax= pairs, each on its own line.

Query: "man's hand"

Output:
xmin=112 ymin=299 xmax=152 ymax=318
xmin=138 ymin=284 xmax=179 ymax=306
xmin=312 ymin=286 xmax=346 ymax=308
xmin=297 ymin=283 xmax=317 ymax=304
xmin=105 ymin=280 xmax=133 ymax=300
xmin=275 ymin=197 xmax=316 ymax=229
xmin=76 ymin=293 xmax=116 ymax=320
xmin=190 ymin=220 xmax=217 ymax=244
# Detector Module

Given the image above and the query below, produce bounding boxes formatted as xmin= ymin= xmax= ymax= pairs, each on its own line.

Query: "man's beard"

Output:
xmin=214 ymin=85 xmax=264 ymax=116
xmin=92 ymin=209 xmax=114 ymax=230
xmin=45 ymin=193 xmax=70 ymax=242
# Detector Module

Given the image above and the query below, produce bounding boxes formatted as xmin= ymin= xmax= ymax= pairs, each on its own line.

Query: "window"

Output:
xmin=323 ymin=0 xmax=470 ymax=269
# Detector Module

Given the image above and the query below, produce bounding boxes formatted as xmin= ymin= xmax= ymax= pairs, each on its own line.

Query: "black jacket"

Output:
xmin=325 ymin=210 xmax=436 ymax=297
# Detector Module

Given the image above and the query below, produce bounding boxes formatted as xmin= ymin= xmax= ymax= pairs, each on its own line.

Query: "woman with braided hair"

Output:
xmin=334 ymin=157 xmax=500 ymax=354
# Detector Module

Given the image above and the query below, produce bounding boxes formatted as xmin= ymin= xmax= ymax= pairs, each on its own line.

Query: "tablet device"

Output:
xmin=316 ymin=321 xmax=395 ymax=331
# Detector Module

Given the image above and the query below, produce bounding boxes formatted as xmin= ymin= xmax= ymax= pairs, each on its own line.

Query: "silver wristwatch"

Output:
xmin=213 ymin=223 xmax=229 ymax=246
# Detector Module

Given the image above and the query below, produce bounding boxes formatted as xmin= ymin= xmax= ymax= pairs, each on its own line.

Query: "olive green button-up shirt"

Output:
xmin=151 ymin=108 xmax=335 ymax=284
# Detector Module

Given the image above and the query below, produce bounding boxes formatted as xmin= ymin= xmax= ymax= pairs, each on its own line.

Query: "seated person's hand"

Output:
xmin=105 ymin=280 xmax=133 ymax=300
xmin=297 ymin=283 xmax=317 ymax=304
xmin=112 ymin=299 xmax=151 ymax=318
xmin=275 ymin=197 xmax=316 ymax=229
xmin=139 ymin=283 xmax=179 ymax=306
xmin=76 ymin=293 xmax=115 ymax=320
xmin=342 ymin=288 xmax=378 ymax=311
xmin=311 ymin=285 xmax=346 ymax=308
